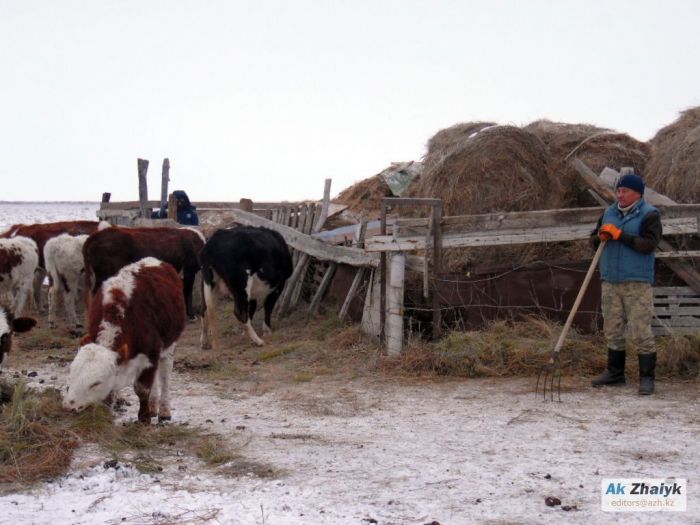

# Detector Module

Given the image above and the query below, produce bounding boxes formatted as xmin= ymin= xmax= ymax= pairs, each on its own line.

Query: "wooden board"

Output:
xmin=652 ymin=286 xmax=700 ymax=335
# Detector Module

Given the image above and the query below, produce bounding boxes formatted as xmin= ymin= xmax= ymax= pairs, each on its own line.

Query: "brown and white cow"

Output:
xmin=1 ymin=221 xmax=101 ymax=310
xmin=0 ymin=237 xmax=40 ymax=315
xmin=83 ymin=226 xmax=205 ymax=319
xmin=44 ymin=234 xmax=89 ymax=333
xmin=199 ymin=226 xmax=293 ymax=349
xmin=63 ymin=257 xmax=186 ymax=423
xmin=0 ymin=305 xmax=37 ymax=372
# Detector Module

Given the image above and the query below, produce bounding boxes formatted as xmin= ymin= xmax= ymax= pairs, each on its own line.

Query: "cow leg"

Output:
xmin=157 ymin=343 xmax=175 ymax=421
xmin=135 ymin=368 xmax=157 ymax=424
xmin=47 ymin=274 xmax=58 ymax=328
xmin=32 ymin=268 xmax=45 ymax=312
xmin=64 ymin=284 xmax=82 ymax=335
xmin=182 ymin=267 xmax=196 ymax=320
xmin=200 ymin=280 xmax=217 ymax=350
xmin=233 ymin=290 xmax=264 ymax=346
xmin=262 ymin=289 xmax=282 ymax=335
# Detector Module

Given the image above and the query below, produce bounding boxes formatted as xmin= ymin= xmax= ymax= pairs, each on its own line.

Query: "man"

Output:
xmin=151 ymin=190 xmax=200 ymax=225
xmin=590 ymin=172 xmax=662 ymax=395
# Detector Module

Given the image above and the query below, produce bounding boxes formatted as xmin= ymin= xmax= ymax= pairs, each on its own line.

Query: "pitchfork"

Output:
xmin=536 ymin=240 xmax=607 ymax=401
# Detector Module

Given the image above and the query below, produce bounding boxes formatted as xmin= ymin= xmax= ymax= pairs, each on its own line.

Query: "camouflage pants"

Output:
xmin=601 ymin=281 xmax=655 ymax=355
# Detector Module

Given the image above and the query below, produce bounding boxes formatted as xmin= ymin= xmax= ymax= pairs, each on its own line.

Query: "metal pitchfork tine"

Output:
xmin=536 ymin=240 xmax=607 ymax=401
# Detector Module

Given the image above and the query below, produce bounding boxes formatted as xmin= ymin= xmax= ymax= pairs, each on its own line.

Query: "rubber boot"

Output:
xmin=638 ymin=353 xmax=656 ymax=395
xmin=591 ymin=349 xmax=626 ymax=387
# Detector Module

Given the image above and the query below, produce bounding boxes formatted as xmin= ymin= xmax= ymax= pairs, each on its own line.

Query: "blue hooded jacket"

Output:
xmin=151 ymin=190 xmax=199 ymax=225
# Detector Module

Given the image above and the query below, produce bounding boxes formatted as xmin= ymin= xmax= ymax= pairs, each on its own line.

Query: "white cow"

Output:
xmin=0 ymin=236 xmax=39 ymax=316
xmin=44 ymin=233 xmax=88 ymax=332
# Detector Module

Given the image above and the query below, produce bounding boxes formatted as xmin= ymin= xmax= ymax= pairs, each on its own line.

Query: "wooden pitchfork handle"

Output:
xmin=547 ymin=239 xmax=607 ymax=364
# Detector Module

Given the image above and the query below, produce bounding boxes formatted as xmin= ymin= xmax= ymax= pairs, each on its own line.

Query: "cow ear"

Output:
xmin=12 ymin=317 xmax=37 ymax=333
xmin=116 ymin=344 xmax=130 ymax=364
xmin=80 ymin=334 xmax=92 ymax=346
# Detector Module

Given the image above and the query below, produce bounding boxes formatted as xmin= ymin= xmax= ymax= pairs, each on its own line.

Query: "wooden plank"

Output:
xmin=365 ymin=218 xmax=697 ymax=252
xmin=338 ymin=214 xmax=370 ymax=322
xmin=655 ymin=251 xmax=700 ymax=259
xmin=654 ymin=286 xmax=700 ymax=296
xmin=655 ymin=306 xmax=700 ymax=315
xmin=308 ymin=262 xmax=337 ymax=314
xmin=395 ymin=204 xmax=700 ymax=236
xmin=229 ymin=209 xmax=378 ymax=267
xmin=600 ymin=167 xmax=677 ymax=206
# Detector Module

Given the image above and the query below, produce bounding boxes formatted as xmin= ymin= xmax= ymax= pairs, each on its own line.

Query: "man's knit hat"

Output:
xmin=616 ymin=173 xmax=645 ymax=195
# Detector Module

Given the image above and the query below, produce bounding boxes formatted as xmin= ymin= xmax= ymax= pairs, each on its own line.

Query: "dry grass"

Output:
xmin=0 ymin=380 xmax=242 ymax=486
xmin=525 ymin=119 xmax=649 ymax=206
xmin=645 ymin=106 xmax=700 ymax=202
xmin=384 ymin=316 xmax=700 ymax=379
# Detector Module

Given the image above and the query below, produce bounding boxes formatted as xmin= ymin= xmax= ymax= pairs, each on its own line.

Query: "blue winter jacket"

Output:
xmin=598 ymin=199 xmax=659 ymax=284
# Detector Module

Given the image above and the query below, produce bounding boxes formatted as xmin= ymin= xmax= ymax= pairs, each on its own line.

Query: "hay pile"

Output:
xmin=409 ymin=124 xmax=561 ymax=215
xmin=524 ymin=119 xmax=650 ymax=206
xmin=335 ymin=162 xmax=422 ymax=217
xmin=405 ymin=124 xmax=567 ymax=267
xmin=645 ymin=107 xmax=700 ymax=202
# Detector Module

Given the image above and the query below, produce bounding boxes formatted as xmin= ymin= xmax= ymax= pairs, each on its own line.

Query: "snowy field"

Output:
xmin=0 ymin=202 xmax=99 ymax=233
xmin=1 ymin=358 xmax=699 ymax=525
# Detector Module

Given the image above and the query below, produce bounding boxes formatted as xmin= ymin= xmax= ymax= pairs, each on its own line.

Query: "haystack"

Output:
xmin=409 ymin=124 xmax=560 ymax=215
xmin=406 ymin=124 xmax=568 ymax=268
xmin=645 ymin=107 xmax=700 ymax=202
xmin=335 ymin=161 xmax=422 ymax=218
xmin=524 ymin=120 xmax=650 ymax=206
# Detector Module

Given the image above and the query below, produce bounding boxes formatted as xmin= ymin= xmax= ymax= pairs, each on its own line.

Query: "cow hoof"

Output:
xmin=188 ymin=315 xmax=198 ymax=323
xmin=68 ymin=328 xmax=82 ymax=338
xmin=158 ymin=415 xmax=172 ymax=423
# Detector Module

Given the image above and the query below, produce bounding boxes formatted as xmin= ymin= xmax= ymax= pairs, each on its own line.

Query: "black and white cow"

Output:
xmin=199 ymin=226 xmax=293 ymax=349
xmin=0 ymin=305 xmax=37 ymax=372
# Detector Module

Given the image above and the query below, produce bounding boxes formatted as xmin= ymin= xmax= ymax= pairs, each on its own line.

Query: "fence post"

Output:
xmin=387 ymin=253 xmax=406 ymax=356
xmin=160 ymin=158 xmax=170 ymax=209
xmin=137 ymin=158 xmax=149 ymax=218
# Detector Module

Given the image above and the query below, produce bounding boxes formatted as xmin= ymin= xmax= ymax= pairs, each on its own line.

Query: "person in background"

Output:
xmin=152 ymin=190 xmax=199 ymax=225
xmin=590 ymin=173 xmax=662 ymax=395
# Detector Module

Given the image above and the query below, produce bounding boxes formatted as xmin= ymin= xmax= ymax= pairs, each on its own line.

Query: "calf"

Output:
xmin=0 ymin=237 xmax=40 ymax=315
xmin=199 ymin=226 xmax=293 ymax=349
xmin=63 ymin=257 xmax=186 ymax=423
xmin=44 ymin=234 xmax=89 ymax=332
xmin=0 ymin=305 xmax=37 ymax=372
xmin=83 ymin=226 xmax=205 ymax=318
xmin=1 ymin=221 xmax=100 ymax=311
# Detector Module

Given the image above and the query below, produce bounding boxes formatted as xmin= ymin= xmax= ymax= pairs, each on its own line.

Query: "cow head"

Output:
xmin=0 ymin=305 xmax=37 ymax=372
xmin=63 ymin=343 xmax=121 ymax=411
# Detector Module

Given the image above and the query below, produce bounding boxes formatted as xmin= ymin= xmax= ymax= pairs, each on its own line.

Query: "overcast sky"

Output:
xmin=1 ymin=0 xmax=699 ymax=202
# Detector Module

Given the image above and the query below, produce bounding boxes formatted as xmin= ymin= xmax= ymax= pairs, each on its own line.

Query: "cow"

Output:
xmin=0 ymin=237 xmax=40 ymax=316
xmin=62 ymin=257 xmax=186 ymax=423
xmin=44 ymin=234 xmax=89 ymax=333
xmin=199 ymin=226 xmax=293 ymax=349
xmin=83 ymin=226 xmax=205 ymax=319
xmin=1 ymin=221 xmax=100 ymax=311
xmin=0 ymin=305 xmax=37 ymax=372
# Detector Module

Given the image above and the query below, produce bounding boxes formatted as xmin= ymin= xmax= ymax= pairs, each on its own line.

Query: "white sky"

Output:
xmin=2 ymin=0 xmax=699 ymax=202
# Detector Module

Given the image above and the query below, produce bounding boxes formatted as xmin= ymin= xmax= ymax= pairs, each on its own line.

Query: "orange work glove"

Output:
xmin=598 ymin=223 xmax=622 ymax=241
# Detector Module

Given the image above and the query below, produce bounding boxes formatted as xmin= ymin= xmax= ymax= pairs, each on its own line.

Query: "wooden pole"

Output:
xmin=239 ymin=198 xmax=254 ymax=212
xmin=160 ymin=158 xmax=170 ymax=209
xmin=387 ymin=253 xmax=406 ymax=356
xmin=338 ymin=214 xmax=370 ymax=322
xmin=137 ymin=158 xmax=149 ymax=219
xmin=308 ymin=263 xmax=337 ymax=314
xmin=432 ymin=202 xmax=443 ymax=338
xmin=380 ymin=201 xmax=387 ymax=346
xmin=167 ymin=193 xmax=177 ymax=220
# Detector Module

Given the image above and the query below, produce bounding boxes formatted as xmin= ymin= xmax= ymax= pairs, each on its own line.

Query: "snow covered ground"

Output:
xmin=2 ymin=363 xmax=698 ymax=525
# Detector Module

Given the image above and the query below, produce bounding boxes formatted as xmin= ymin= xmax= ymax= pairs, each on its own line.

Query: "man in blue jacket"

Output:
xmin=152 ymin=190 xmax=199 ymax=225
xmin=590 ymin=173 xmax=662 ymax=395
